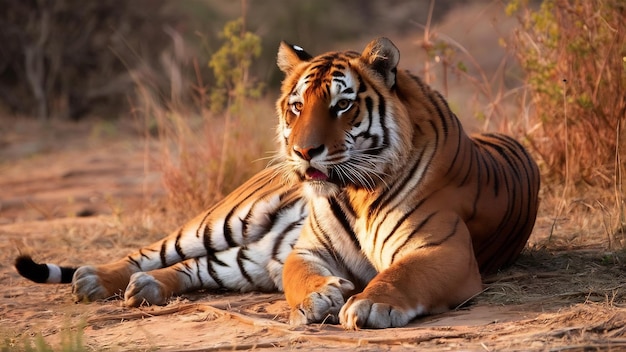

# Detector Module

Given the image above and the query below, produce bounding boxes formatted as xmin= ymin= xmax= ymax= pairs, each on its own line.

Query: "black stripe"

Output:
xmin=357 ymin=75 xmax=367 ymax=93
xmin=431 ymin=91 xmax=449 ymax=143
xmin=338 ymin=192 xmax=357 ymax=218
xmin=444 ymin=118 xmax=463 ymax=175
xmin=203 ymin=223 xmax=213 ymax=253
xmin=196 ymin=210 xmax=214 ymax=239
xmin=222 ymin=213 xmax=238 ymax=248
xmin=467 ymin=147 xmax=482 ymax=222
xmin=310 ymin=209 xmax=336 ymax=256
xmin=223 ymin=185 xmax=287 ymax=246
xmin=272 ymin=218 xmax=304 ymax=263
xmin=349 ymin=106 xmax=361 ymax=126
xmin=160 ymin=241 xmax=168 ymax=267
xmin=391 ymin=212 xmax=437 ymax=263
xmin=236 ymin=248 xmax=255 ymax=285
xmin=208 ymin=250 xmax=228 ymax=267
xmin=127 ymin=255 xmax=141 ymax=269
xmin=240 ymin=202 xmax=255 ymax=240
xmin=369 ymin=145 xmax=427 ymax=216
xmin=328 ymin=197 xmax=360 ymax=250
xmin=457 ymin=143 xmax=475 ymax=187
xmin=364 ymin=97 xmax=374 ymax=132
xmin=174 ymin=265 xmax=192 ymax=282
xmin=370 ymin=119 xmax=439 ymax=221
xmin=203 ymin=224 xmax=229 ymax=267
xmin=138 ymin=248 xmax=155 ymax=260
xmin=399 ymin=216 xmax=460 ymax=264
xmin=371 ymin=121 xmax=439 ymax=241
xmin=380 ymin=205 xmax=429 ymax=255
xmin=420 ymin=217 xmax=460 ymax=249
xmin=206 ymin=259 xmax=226 ymax=289
xmin=484 ymin=135 xmax=538 ymax=216
xmin=485 ymin=146 xmax=501 ymax=196
xmin=478 ymin=137 xmax=522 ymax=183
xmin=270 ymin=199 xmax=306 ymax=262
xmin=376 ymin=90 xmax=389 ymax=149
xmin=174 ymin=229 xmax=185 ymax=260
xmin=477 ymin=142 xmax=491 ymax=185
xmin=194 ymin=259 xmax=205 ymax=287
xmin=490 ymin=134 xmax=539 ymax=229
xmin=332 ymin=78 xmax=346 ymax=88
xmin=408 ymin=73 xmax=429 ymax=97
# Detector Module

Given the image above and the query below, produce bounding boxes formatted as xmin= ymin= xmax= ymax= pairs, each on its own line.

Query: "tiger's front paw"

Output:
xmin=72 ymin=266 xmax=112 ymax=302
xmin=124 ymin=272 xmax=171 ymax=307
xmin=289 ymin=277 xmax=355 ymax=326
xmin=339 ymin=294 xmax=420 ymax=329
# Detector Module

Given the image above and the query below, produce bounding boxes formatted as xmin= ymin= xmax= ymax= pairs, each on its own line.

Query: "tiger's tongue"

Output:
xmin=305 ymin=168 xmax=328 ymax=181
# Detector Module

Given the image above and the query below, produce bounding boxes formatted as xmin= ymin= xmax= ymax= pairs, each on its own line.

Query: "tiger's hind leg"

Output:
xmin=123 ymin=228 xmax=301 ymax=306
xmin=67 ymin=167 xmax=306 ymax=303
xmin=71 ymin=207 xmax=222 ymax=303
xmin=69 ymin=207 xmax=237 ymax=303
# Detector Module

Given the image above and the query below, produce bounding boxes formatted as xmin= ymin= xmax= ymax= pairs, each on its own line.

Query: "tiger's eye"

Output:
xmin=292 ymin=102 xmax=303 ymax=112
xmin=336 ymin=99 xmax=351 ymax=110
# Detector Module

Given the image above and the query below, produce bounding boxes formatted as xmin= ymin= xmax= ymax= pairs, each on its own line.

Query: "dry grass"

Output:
xmin=415 ymin=0 xmax=626 ymax=253
xmin=130 ymin=63 xmax=276 ymax=222
xmin=507 ymin=0 xmax=626 ymax=189
xmin=6 ymin=2 xmax=626 ymax=349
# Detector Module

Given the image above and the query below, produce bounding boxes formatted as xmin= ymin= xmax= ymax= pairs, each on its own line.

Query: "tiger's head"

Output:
xmin=275 ymin=37 xmax=413 ymax=197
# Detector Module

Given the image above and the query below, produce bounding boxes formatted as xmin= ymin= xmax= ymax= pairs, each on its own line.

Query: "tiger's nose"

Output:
xmin=293 ymin=144 xmax=325 ymax=161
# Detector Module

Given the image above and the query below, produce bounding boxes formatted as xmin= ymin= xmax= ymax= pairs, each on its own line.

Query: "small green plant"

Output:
xmin=207 ymin=18 xmax=265 ymax=194
xmin=208 ymin=18 xmax=263 ymax=114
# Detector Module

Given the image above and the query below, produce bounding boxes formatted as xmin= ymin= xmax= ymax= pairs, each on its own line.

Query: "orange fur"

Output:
xmin=276 ymin=37 xmax=539 ymax=328
xmin=16 ymin=39 xmax=537 ymax=330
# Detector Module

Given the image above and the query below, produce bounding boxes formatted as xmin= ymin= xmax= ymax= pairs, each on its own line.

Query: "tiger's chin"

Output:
xmin=303 ymin=180 xmax=342 ymax=199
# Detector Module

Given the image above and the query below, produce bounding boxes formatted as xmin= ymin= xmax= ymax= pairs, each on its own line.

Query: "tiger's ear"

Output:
xmin=361 ymin=37 xmax=400 ymax=88
xmin=277 ymin=41 xmax=313 ymax=74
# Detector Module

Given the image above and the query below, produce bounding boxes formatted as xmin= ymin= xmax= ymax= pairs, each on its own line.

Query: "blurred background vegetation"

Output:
xmin=0 ymin=0 xmax=466 ymax=121
xmin=0 ymin=0 xmax=625 ymax=233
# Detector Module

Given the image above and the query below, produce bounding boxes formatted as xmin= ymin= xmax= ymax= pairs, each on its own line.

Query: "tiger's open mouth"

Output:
xmin=302 ymin=167 xmax=349 ymax=189
xmin=304 ymin=167 xmax=329 ymax=181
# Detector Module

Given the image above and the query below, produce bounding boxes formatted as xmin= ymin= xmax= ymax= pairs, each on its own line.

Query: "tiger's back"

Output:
xmin=391 ymin=71 xmax=540 ymax=274
xmin=467 ymin=132 xmax=539 ymax=273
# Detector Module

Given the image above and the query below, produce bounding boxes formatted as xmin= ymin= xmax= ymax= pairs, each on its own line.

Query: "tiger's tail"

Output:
xmin=14 ymin=255 xmax=76 ymax=284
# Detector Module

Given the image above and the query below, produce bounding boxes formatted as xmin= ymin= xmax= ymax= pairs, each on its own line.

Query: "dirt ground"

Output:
xmin=2 ymin=119 xmax=626 ymax=351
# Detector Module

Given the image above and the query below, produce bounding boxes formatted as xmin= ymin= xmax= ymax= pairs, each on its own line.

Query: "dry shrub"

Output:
xmin=125 ymin=17 xmax=275 ymax=221
xmin=507 ymin=0 xmax=626 ymax=188
xmin=133 ymin=88 xmax=275 ymax=220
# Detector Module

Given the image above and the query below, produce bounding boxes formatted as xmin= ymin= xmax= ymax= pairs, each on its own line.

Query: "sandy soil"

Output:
xmin=2 ymin=119 xmax=626 ymax=351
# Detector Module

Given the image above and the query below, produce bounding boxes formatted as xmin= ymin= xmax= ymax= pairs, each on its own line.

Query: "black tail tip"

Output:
xmin=14 ymin=255 xmax=49 ymax=283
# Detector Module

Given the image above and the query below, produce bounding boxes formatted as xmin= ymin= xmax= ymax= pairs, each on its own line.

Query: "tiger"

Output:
xmin=15 ymin=37 xmax=540 ymax=329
